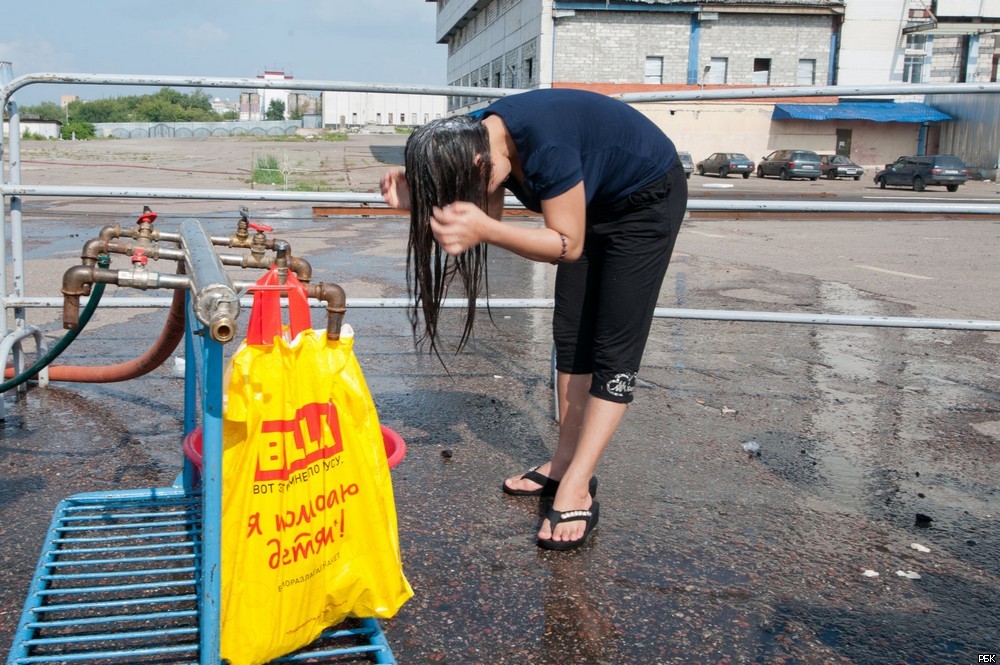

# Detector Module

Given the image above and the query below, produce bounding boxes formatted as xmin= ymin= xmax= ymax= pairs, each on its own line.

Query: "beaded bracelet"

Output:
xmin=551 ymin=232 xmax=568 ymax=265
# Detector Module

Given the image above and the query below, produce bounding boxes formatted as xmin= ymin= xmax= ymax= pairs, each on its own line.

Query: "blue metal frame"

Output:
xmin=7 ymin=285 xmax=396 ymax=665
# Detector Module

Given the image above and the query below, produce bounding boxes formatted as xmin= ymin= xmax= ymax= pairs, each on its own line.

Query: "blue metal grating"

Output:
xmin=7 ymin=488 xmax=395 ymax=664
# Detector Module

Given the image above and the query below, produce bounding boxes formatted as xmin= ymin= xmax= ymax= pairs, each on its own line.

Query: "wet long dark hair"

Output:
xmin=404 ymin=116 xmax=493 ymax=358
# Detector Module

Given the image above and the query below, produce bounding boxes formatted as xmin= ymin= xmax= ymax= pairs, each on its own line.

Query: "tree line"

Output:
xmin=17 ymin=88 xmax=288 ymax=139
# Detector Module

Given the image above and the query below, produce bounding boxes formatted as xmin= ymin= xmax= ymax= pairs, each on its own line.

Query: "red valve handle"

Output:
xmin=137 ymin=211 xmax=157 ymax=224
xmin=131 ymin=248 xmax=148 ymax=265
xmin=248 ymin=222 xmax=273 ymax=233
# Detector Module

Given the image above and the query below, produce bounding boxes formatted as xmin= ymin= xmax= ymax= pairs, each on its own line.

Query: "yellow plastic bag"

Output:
xmin=219 ymin=270 xmax=412 ymax=665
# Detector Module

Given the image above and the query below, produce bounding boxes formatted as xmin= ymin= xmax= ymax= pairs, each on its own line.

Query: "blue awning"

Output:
xmin=772 ymin=102 xmax=952 ymax=123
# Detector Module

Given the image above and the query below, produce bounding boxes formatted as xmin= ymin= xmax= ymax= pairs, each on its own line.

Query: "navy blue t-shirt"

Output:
xmin=480 ymin=88 xmax=677 ymax=213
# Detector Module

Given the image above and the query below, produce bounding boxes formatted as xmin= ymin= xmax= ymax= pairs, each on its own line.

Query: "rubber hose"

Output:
xmin=1 ymin=282 xmax=107 ymax=393
xmin=3 ymin=286 xmax=187 ymax=385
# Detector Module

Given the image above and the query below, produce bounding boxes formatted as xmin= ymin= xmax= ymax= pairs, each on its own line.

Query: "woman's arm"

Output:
xmin=431 ymin=181 xmax=586 ymax=264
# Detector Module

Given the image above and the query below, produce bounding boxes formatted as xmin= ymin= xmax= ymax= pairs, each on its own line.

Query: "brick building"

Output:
xmin=435 ymin=0 xmax=845 ymax=112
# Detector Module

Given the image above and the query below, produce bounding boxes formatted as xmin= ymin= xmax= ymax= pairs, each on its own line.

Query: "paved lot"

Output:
xmin=2 ymin=135 xmax=998 ymax=663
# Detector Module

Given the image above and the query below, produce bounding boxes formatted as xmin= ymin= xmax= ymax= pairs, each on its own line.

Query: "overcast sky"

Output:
xmin=1 ymin=1 xmax=447 ymax=105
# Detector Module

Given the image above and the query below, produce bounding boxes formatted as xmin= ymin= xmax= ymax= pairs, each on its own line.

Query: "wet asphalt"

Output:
xmin=2 ymin=138 xmax=999 ymax=664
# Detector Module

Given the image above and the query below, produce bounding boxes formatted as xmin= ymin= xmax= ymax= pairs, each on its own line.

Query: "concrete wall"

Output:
xmin=3 ymin=120 xmax=61 ymax=139
xmin=94 ymin=121 xmax=301 ymax=139
xmin=838 ymin=0 xmax=907 ymax=85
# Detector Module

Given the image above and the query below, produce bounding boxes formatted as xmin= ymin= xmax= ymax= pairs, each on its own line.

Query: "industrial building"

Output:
xmin=320 ymin=91 xmax=447 ymax=130
xmin=428 ymin=0 xmax=1000 ymax=174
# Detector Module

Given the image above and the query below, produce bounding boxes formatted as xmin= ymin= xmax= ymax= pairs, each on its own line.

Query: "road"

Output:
xmin=1 ymin=135 xmax=998 ymax=663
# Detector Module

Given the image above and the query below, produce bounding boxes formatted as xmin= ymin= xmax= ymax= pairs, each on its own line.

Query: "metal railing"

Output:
xmin=3 ymin=74 xmax=1000 ymax=370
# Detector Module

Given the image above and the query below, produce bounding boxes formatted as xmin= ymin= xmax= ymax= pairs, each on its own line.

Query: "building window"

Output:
xmin=796 ymin=59 xmax=816 ymax=85
xmin=388 ymin=113 xmax=393 ymax=124
xmin=752 ymin=58 xmax=771 ymax=85
xmin=376 ymin=113 xmax=382 ymax=124
xmin=644 ymin=56 xmax=663 ymax=84
xmin=905 ymin=33 xmax=928 ymax=52
xmin=400 ymin=114 xmax=405 ymax=124
xmin=494 ymin=71 xmax=501 ymax=87
xmin=706 ymin=57 xmax=728 ymax=84
xmin=904 ymin=55 xmax=924 ymax=82
xmin=525 ymin=58 xmax=534 ymax=85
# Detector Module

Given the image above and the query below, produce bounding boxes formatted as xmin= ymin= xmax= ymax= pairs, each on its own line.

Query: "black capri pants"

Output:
xmin=552 ymin=162 xmax=687 ymax=403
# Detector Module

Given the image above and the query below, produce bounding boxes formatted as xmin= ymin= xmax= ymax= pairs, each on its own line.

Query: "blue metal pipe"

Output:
xmin=198 ymin=333 xmax=224 ymax=664
xmin=688 ymin=14 xmax=702 ymax=85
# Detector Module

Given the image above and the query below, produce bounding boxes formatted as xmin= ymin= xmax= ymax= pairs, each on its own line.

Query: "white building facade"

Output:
xmin=320 ymin=91 xmax=446 ymax=129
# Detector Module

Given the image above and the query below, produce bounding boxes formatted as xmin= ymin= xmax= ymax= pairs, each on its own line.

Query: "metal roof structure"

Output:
xmin=772 ymin=101 xmax=953 ymax=123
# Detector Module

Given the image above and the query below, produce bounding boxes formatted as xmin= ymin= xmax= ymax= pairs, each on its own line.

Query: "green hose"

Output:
xmin=1 ymin=258 xmax=109 ymax=394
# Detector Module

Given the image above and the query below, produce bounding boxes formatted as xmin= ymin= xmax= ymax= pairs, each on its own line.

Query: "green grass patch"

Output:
xmin=251 ymin=154 xmax=284 ymax=186
xmin=253 ymin=131 xmax=349 ymax=143
xmin=290 ymin=178 xmax=332 ymax=192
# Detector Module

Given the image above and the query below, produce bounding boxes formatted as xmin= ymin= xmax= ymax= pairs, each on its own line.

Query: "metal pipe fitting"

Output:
xmin=273 ymin=239 xmax=290 ymax=285
xmin=114 ymin=268 xmax=191 ymax=291
xmin=98 ymin=224 xmax=123 ymax=241
xmin=180 ymin=218 xmax=240 ymax=344
xmin=60 ymin=264 xmax=119 ymax=329
xmin=308 ymin=281 xmax=347 ymax=341
xmin=287 ymin=255 xmax=313 ymax=283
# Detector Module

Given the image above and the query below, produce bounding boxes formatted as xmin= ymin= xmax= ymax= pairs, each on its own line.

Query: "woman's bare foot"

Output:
xmin=538 ymin=482 xmax=593 ymax=543
xmin=502 ymin=462 xmax=557 ymax=494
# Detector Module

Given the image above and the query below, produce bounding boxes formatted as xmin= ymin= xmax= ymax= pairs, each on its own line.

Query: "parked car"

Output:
xmin=756 ymin=149 xmax=822 ymax=180
xmin=819 ymin=154 xmax=865 ymax=181
xmin=678 ymin=151 xmax=694 ymax=179
xmin=873 ymin=154 xmax=969 ymax=192
xmin=696 ymin=152 xmax=755 ymax=179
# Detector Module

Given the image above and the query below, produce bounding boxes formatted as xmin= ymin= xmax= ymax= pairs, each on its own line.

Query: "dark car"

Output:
xmin=756 ymin=149 xmax=822 ymax=180
xmin=873 ymin=154 xmax=969 ymax=192
xmin=696 ymin=152 xmax=755 ymax=179
xmin=678 ymin=151 xmax=694 ymax=179
xmin=819 ymin=154 xmax=865 ymax=181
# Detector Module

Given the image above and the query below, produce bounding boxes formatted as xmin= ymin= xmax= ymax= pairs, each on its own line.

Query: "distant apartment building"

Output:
xmin=239 ymin=69 xmax=320 ymax=121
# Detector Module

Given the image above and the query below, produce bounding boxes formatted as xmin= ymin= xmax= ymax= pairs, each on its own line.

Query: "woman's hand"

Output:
xmin=380 ymin=168 xmax=411 ymax=210
xmin=430 ymin=202 xmax=490 ymax=256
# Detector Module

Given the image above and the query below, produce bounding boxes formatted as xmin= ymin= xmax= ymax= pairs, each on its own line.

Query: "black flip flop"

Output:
xmin=501 ymin=466 xmax=598 ymax=498
xmin=537 ymin=501 xmax=600 ymax=551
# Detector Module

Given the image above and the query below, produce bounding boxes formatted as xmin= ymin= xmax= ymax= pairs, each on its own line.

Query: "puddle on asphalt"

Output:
xmin=805 ymin=281 xmax=886 ymax=516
